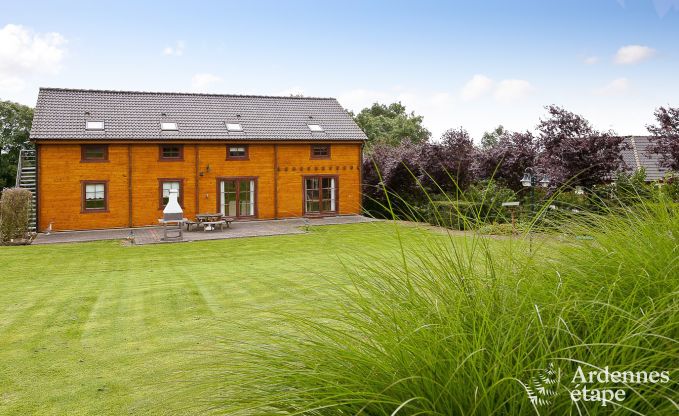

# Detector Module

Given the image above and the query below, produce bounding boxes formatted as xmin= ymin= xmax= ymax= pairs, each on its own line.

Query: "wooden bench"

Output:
xmin=200 ymin=220 xmax=226 ymax=232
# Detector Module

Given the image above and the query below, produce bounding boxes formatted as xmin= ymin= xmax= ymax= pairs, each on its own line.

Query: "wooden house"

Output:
xmin=26 ymin=88 xmax=367 ymax=231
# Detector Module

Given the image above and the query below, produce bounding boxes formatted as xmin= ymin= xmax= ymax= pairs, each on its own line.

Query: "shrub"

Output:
xmin=217 ymin=194 xmax=677 ymax=415
xmin=0 ymin=187 xmax=33 ymax=244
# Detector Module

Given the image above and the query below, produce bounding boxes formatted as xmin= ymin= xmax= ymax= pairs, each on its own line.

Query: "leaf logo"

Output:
xmin=525 ymin=362 xmax=561 ymax=407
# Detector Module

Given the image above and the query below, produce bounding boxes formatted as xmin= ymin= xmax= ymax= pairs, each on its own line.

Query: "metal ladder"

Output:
xmin=15 ymin=149 xmax=37 ymax=231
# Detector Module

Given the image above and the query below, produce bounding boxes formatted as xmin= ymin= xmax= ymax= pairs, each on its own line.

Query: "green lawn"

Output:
xmin=0 ymin=222 xmax=440 ymax=415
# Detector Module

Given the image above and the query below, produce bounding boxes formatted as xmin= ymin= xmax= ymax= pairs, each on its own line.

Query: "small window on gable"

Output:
xmin=311 ymin=144 xmax=330 ymax=159
xmin=307 ymin=124 xmax=324 ymax=132
xmin=227 ymin=145 xmax=248 ymax=160
xmin=85 ymin=121 xmax=105 ymax=130
xmin=161 ymin=122 xmax=178 ymax=131
xmin=159 ymin=144 xmax=183 ymax=160
xmin=81 ymin=144 xmax=109 ymax=162
xmin=226 ymin=123 xmax=243 ymax=132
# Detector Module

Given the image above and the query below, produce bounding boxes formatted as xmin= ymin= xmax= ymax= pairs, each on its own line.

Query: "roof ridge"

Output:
xmin=38 ymin=87 xmax=337 ymax=101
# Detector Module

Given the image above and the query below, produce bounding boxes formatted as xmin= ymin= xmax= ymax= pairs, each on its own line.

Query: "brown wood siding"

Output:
xmin=39 ymin=144 xmax=130 ymax=230
xmin=129 ymin=144 xmax=197 ymax=227
xmin=38 ymin=141 xmax=362 ymax=231
xmin=276 ymin=143 xmax=361 ymax=218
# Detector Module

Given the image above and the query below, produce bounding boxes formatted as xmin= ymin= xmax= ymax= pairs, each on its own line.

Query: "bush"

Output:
xmin=418 ymin=181 xmax=517 ymax=229
xmin=0 ymin=187 xmax=34 ymax=244
xmin=217 ymin=195 xmax=677 ymax=415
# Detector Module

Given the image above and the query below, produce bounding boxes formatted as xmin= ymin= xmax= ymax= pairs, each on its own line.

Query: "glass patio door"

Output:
xmin=304 ymin=176 xmax=336 ymax=214
xmin=220 ymin=179 xmax=255 ymax=217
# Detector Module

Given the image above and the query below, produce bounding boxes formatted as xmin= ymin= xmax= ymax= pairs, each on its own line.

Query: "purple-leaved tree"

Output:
xmin=418 ymin=128 xmax=476 ymax=193
xmin=475 ymin=130 xmax=537 ymax=191
xmin=647 ymin=106 xmax=679 ymax=171
xmin=536 ymin=105 xmax=626 ymax=188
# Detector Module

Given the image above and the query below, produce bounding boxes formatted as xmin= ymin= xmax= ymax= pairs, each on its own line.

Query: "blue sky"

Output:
xmin=1 ymin=0 xmax=678 ymax=140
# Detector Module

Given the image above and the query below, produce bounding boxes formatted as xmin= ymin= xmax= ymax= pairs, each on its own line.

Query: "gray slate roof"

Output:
xmin=30 ymin=88 xmax=368 ymax=142
xmin=621 ymin=136 xmax=669 ymax=181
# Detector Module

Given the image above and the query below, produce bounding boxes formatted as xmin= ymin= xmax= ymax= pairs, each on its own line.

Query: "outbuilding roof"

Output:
xmin=30 ymin=88 xmax=368 ymax=142
xmin=621 ymin=136 xmax=669 ymax=181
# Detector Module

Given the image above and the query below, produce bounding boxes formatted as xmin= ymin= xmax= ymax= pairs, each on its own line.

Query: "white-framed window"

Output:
xmin=160 ymin=122 xmax=178 ymax=131
xmin=307 ymin=124 xmax=324 ymax=132
xmin=85 ymin=121 xmax=105 ymax=130
xmin=226 ymin=123 xmax=243 ymax=132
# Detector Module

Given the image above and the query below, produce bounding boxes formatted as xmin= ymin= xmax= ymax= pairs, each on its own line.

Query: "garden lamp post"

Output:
xmin=521 ymin=167 xmax=550 ymax=252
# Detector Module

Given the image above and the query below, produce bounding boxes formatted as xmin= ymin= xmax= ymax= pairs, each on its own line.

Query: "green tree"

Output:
xmin=353 ymin=102 xmax=430 ymax=147
xmin=0 ymin=100 xmax=34 ymax=189
xmin=480 ymin=125 xmax=505 ymax=149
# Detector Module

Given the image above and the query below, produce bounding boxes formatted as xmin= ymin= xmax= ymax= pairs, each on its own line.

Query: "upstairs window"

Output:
xmin=226 ymin=123 xmax=243 ymax=132
xmin=160 ymin=122 xmax=178 ymax=131
xmin=82 ymin=181 xmax=108 ymax=212
xmin=159 ymin=144 xmax=183 ymax=160
xmin=227 ymin=145 xmax=248 ymax=160
xmin=307 ymin=124 xmax=324 ymax=132
xmin=85 ymin=121 xmax=105 ymax=130
xmin=310 ymin=144 xmax=330 ymax=159
xmin=81 ymin=144 xmax=109 ymax=162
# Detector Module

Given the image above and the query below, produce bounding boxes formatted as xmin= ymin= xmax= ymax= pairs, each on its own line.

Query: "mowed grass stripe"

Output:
xmin=0 ymin=222 xmax=435 ymax=415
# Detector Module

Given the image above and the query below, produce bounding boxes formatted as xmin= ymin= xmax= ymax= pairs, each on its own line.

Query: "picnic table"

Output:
xmin=186 ymin=213 xmax=234 ymax=232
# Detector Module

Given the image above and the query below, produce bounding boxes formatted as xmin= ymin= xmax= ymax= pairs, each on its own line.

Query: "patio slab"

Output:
xmin=32 ymin=215 xmax=377 ymax=245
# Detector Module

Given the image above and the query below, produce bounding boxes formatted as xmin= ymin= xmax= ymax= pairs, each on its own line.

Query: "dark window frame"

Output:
xmin=310 ymin=144 xmax=331 ymax=160
xmin=80 ymin=144 xmax=109 ymax=162
xmin=158 ymin=144 xmax=184 ymax=161
xmin=302 ymin=175 xmax=339 ymax=216
xmin=226 ymin=145 xmax=249 ymax=160
xmin=81 ymin=180 xmax=109 ymax=213
xmin=216 ymin=176 xmax=258 ymax=219
xmin=158 ymin=178 xmax=184 ymax=209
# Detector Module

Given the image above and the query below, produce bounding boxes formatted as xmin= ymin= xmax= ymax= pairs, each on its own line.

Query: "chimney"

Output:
xmin=163 ymin=189 xmax=183 ymax=221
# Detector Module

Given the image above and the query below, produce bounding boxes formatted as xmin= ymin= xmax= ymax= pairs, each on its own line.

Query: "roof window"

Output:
xmin=307 ymin=124 xmax=324 ymax=132
xmin=85 ymin=121 xmax=104 ymax=130
xmin=226 ymin=123 xmax=243 ymax=132
xmin=161 ymin=122 xmax=178 ymax=131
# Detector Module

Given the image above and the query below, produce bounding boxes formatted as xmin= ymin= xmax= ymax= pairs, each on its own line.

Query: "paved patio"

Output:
xmin=33 ymin=215 xmax=377 ymax=245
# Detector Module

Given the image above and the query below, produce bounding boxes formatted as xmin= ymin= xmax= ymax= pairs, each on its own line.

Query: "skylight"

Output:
xmin=226 ymin=123 xmax=243 ymax=132
xmin=307 ymin=124 xmax=324 ymax=132
xmin=85 ymin=121 xmax=104 ymax=130
xmin=160 ymin=122 xmax=178 ymax=131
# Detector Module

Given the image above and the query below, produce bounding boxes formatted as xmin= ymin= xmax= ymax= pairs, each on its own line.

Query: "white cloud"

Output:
xmin=0 ymin=76 xmax=25 ymax=91
xmin=190 ymin=73 xmax=222 ymax=91
xmin=163 ymin=40 xmax=185 ymax=56
xmin=493 ymin=79 xmax=535 ymax=102
xmin=584 ymin=56 xmax=599 ymax=65
xmin=460 ymin=74 xmax=494 ymax=101
xmin=594 ymin=77 xmax=630 ymax=96
xmin=614 ymin=45 xmax=656 ymax=65
xmin=0 ymin=24 xmax=67 ymax=88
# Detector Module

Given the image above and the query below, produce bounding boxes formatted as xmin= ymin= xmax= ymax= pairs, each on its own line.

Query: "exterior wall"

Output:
xmin=37 ymin=141 xmax=362 ymax=231
xmin=38 ymin=143 xmax=131 ymax=230
xmin=130 ymin=144 xmax=198 ymax=227
xmin=276 ymin=143 xmax=361 ymax=217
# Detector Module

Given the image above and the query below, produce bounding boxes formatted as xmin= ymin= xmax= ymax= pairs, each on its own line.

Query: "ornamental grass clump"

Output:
xmin=0 ymin=187 xmax=34 ymax=244
xmin=214 ymin=191 xmax=677 ymax=415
